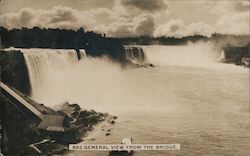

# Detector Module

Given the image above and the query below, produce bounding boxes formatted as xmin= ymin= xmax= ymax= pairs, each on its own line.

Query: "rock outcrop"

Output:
xmin=222 ymin=44 xmax=250 ymax=67
xmin=0 ymin=86 xmax=111 ymax=155
xmin=0 ymin=50 xmax=31 ymax=94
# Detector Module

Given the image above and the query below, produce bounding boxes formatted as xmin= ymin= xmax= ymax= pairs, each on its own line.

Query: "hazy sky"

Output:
xmin=1 ymin=0 xmax=249 ymax=37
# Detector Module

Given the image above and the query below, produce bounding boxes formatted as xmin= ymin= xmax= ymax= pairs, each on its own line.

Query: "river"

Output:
xmin=22 ymin=45 xmax=249 ymax=156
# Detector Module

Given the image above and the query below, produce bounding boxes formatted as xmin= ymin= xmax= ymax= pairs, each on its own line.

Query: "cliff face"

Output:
xmin=223 ymin=44 xmax=250 ymax=66
xmin=0 ymin=50 xmax=31 ymax=95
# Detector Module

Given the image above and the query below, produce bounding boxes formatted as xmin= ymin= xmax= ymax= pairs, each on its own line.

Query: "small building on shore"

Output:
xmin=38 ymin=114 xmax=78 ymax=143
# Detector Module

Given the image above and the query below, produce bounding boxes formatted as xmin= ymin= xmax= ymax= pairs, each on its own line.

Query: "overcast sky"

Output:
xmin=1 ymin=0 xmax=249 ymax=37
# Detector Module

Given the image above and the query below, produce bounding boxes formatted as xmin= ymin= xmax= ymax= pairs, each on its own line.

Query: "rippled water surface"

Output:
xmin=67 ymin=65 xmax=249 ymax=156
xmin=23 ymin=46 xmax=249 ymax=156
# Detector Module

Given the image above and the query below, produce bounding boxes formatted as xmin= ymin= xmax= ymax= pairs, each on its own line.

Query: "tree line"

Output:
xmin=0 ymin=27 xmax=125 ymax=61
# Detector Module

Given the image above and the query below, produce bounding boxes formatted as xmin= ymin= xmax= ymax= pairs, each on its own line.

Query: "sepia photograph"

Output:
xmin=0 ymin=0 xmax=249 ymax=155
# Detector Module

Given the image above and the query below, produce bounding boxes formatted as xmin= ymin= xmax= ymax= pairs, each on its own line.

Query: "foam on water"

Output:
xmin=18 ymin=44 xmax=249 ymax=155
xmin=21 ymin=48 xmax=86 ymax=97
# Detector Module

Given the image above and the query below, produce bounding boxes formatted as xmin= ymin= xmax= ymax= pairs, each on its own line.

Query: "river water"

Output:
xmin=21 ymin=45 xmax=249 ymax=156
xmin=66 ymin=64 xmax=249 ymax=156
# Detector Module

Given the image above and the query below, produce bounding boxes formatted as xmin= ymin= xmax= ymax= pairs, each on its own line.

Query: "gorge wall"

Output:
xmin=0 ymin=50 xmax=30 ymax=94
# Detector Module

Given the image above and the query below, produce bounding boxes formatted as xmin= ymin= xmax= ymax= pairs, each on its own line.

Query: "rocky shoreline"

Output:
xmin=25 ymin=106 xmax=117 ymax=156
xmin=0 ymin=86 xmax=117 ymax=155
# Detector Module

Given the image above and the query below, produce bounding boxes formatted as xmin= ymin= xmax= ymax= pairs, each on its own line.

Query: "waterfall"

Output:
xmin=3 ymin=44 xmax=244 ymax=112
xmin=218 ymin=50 xmax=226 ymax=62
xmin=80 ymin=49 xmax=87 ymax=58
xmin=22 ymin=48 xmax=85 ymax=96
xmin=141 ymin=44 xmax=217 ymax=67
xmin=124 ymin=46 xmax=146 ymax=64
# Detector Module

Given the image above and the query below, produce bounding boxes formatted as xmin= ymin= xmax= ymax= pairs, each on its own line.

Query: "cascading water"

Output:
xmin=141 ymin=43 xmax=218 ymax=67
xmin=141 ymin=44 xmax=248 ymax=71
xmin=124 ymin=43 xmax=225 ymax=68
xmin=124 ymin=46 xmax=146 ymax=64
xmin=17 ymin=43 xmax=246 ymax=108
xmin=9 ymin=44 xmax=248 ymax=156
xmin=79 ymin=49 xmax=87 ymax=58
xmin=218 ymin=50 xmax=226 ymax=62
xmin=22 ymin=48 xmax=86 ymax=98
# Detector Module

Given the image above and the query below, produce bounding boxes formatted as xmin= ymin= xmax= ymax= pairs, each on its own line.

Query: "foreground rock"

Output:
xmin=0 ymin=86 xmax=113 ymax=155
xmin=27 ymin=102 xmax=111 ymax=155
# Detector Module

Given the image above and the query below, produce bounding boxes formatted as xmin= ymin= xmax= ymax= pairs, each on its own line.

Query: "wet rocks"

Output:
xmin=105 ymin=133 xmax=111 ymax=136
xmin=1 ymin=93 xmax=110 ymax=155
xmin=57 ymin=101 xmax=81 ymax=122
xmin=109 ymin=120 xmax=116 ymax=125
xmin=110 ymin=116 xmax=118 ymax=120
xmin=108 ymin=116 xmax=117 ymax=125
xmin=122 ymin=59 xmax=155 ymax=68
